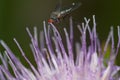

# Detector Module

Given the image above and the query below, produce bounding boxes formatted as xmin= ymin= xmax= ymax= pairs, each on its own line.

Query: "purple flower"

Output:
xmin=0 ymin=15 xmax=120 ymax=80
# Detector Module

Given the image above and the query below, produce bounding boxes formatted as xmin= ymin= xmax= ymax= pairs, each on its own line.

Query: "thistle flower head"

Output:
xmin=0 ymin=15 xmax=120 ymax=80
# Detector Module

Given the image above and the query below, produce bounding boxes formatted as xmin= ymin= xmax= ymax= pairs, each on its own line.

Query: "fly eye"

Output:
xmin=48 ymin=19 xmax=54 ymax=23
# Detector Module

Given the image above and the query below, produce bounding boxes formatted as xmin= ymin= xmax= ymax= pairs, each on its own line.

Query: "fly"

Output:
xmin=48 ymin=2 xmax=81 ymax=23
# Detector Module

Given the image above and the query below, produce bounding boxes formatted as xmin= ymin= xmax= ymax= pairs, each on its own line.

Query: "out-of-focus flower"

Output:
xmin=0 ymin=15 xmax=120 ymax=80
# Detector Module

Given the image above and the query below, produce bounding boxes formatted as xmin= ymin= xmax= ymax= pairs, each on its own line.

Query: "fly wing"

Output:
xmin=49 ymin=0 xmax=62 ymax=20
xmin=60 ymin=2 xmax=81 ymax=16
xmin=53 ymin=0 xmax=62 ymax=12
xmin=70 ymin=2 xmax=81 ymax=12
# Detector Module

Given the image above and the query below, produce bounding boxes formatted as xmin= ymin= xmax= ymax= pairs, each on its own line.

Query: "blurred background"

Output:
xmin=0 ymin=0 xmax=120 ymax=66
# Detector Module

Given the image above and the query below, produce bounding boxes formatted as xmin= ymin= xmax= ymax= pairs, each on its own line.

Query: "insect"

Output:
xmin=48 ymin=2 xmax=81 ymax=23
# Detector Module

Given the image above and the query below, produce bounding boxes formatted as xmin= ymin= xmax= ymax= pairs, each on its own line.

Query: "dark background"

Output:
xmin=0 ymin=0 xmax=120 ymax=65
